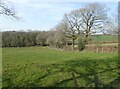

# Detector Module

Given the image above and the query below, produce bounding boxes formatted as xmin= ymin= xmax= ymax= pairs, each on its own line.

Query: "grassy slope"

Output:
xmin=2 ymin=47 xmax=119 ymax=87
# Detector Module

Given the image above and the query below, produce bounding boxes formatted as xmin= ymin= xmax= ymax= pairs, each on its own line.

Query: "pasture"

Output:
xmin=91 ymin=35 xmax=118 ymax=43
xmin=2 ymin=47 xmax=119 ymax=88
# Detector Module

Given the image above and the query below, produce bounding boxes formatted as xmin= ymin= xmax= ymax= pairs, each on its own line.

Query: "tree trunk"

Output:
xmin=72 ymin=38 xmax=75 ymax=50
xmin=84 ymin=33 xmax=89 ymax=44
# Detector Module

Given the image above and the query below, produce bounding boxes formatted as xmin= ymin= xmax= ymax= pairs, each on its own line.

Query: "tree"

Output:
xmin=36 ymin=31 xmax=47 ymax=46
xmin=104 ymin=11 xmax=118 ymax=35
xmin=24 ymin=32 xmax=37 ymax=47
xmin=2 ymin=31 xmax=11 ymax=47
xmin=61 ymin=3 xmax=108 ymax=50
xmin=46 ymin=31 xmax=56 ymax=46
xmin=77 ymin=35 xmax=85 ymax=51
xmin=0 ymin=0 xmax=19 ymax=19
xmin=63 ymin=12 xmax=80 ymax=50
xmin=79 ymin=3 xmax=108 ymax=43
xmin=53 ymin=23 xmax=68 ymax=48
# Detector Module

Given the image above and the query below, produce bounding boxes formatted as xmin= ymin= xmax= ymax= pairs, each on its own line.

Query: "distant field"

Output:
xmin=91 ymin=35 xmax=118 ymax=43
xmin=86 ymin=43 xmax=118 ymax=46
xmin=2 ymin=47 xmax=119 ymax=88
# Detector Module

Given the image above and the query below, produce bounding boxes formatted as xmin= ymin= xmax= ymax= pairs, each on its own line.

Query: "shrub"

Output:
xmin=78 ymin=37 xmax=85 ymax=51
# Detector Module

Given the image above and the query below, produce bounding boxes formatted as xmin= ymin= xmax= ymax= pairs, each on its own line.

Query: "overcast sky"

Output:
xmin=0 ymin=0 xmax=118 ymax=31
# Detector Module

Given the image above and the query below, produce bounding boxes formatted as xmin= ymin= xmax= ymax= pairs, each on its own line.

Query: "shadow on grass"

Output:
xmin=51 ymin=58 xmax=119 ymax=88
xmin=2 ymin=57 xmax=119 ymax=88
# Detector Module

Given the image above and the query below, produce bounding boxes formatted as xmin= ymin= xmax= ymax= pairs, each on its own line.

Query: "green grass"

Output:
xmin=2 ymin=47 xmax=119 ymax=88
xmin=91 ymin=35 xmax=118 ymax=43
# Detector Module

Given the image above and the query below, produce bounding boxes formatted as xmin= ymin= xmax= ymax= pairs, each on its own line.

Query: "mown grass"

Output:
xmin=2 ymin=47 xmax=119 ymax=88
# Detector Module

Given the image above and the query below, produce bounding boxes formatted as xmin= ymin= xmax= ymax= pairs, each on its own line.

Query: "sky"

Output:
xmin=0 ymin=0 xmax=119 ymax=31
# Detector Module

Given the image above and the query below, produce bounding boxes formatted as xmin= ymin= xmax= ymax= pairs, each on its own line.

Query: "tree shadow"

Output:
xmin=2 ymin=57 xmax=119 ymax=88
xmin=52 ymin=58 xmax=119 ymax=88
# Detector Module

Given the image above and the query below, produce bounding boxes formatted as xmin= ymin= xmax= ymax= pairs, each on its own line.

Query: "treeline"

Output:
xmin=2 ymin=30 xmax=67 ymax=48
xmin=2 ymin=31 xmax=37 ymax=47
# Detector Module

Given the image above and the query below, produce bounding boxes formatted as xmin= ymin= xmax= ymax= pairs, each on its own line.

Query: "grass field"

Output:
xmin=2 ymin=47 xmax=119 ymax=88
xmin=91 ymin=35 xmax=118 ymax=43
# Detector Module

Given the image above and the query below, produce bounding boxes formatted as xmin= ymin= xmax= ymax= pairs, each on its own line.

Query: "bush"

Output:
xmin=78 ymin=37 xmax=85 ymax=51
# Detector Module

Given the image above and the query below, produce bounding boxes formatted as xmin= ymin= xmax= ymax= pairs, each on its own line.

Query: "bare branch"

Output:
xmin=0 ymin=0 xmax=20 ymax=19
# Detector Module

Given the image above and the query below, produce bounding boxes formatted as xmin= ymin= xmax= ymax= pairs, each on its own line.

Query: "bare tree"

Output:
xmin=53 ymin=22 xmax=68 ymax=48
xmin=63 ymin=10 xmax=82 ymax=50
xmin=0 ymin=0 xmax=19 ymax=19
xmin=104 ymin=10 xmax=118 ymax=35
xmin=61 ymin=3 xmax=108 ymax=50
xmin=36 ymin=31 xmax=47 ymax=46
xmin=46 ymin=30 xmax=56 ymax=46
xmin=79 ymin=3 xmax=108 ymax=43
